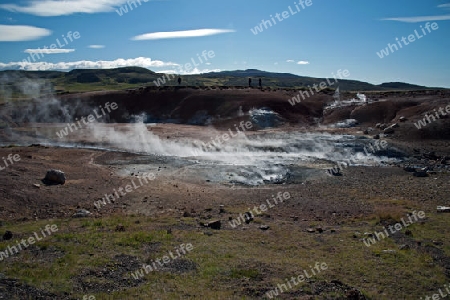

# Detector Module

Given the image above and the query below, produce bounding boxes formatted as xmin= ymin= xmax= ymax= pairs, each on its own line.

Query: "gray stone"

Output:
xmin=260 ymin=225 xmax=270 ymax=230
xmin=207 ymin=220 xmax=221 ymax=230
xmin=44 ymin=169 xmax=66 ymax=184
xmin=72 ymin=209 xmax=91 ymax=218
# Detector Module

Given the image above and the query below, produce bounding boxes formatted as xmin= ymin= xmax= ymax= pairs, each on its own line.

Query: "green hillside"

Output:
xmin=0 ymin=67 xmax=445 ymax=100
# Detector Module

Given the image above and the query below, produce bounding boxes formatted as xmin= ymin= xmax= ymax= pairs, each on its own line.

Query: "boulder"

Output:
xmin=44 ymin=169 xmax=66 ymax=184
xmin=206 ymin=220 xmax=221 ymax=230
xmin=72 ymin=209 xmax=91 ymax=218
xmin=260 ymin=225 xmax=270 ymax=230
xmin=244 ymin=212 xmax=254 ymax=224
xmin=2 ymin=231 xmax=12 ymax=241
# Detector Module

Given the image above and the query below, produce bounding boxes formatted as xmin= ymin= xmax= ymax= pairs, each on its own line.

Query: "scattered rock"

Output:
xmin=399 ymin=116 xmax=407 ymax=122
xmin=32 ymin=184 xmax=40 ymax=188
xmin=115 ymin=224 xmax=125 ymax=232
xmin=372 ymin=134 xmax=380 ymax=139
xmin=413 ymin=171 xmax=428 ymax=177
xmin=328 ymin=168 xmax=342 ymax=176
xmin=260 ymin=225 xmax=270 ymax=230
xmin=219 ymin=205 xmax=225 ymax=214
xmin=244 ymin=212 xmax=254 ymax=224
xmin=403 ymin=166 xmax=416 ymax=172
xmin=44 ymin=169 xmax=66 ymax=185
xmin=399 ymin=244 xmax=410 ymax=250
xmin=423 ymin=151 xmax=439 ymax=160
xmin=383 ymin=127 xmax=394 ymax=134
xmin=307 ymin=228 xmax=315 ymax=233
xmin=382 ymin=249 xmax=396 ymax=254
xmin=72 ymin=209 xmax=91 ymax=218
xmin=433 ymin=240 xmax=443 ymax=246
xmin=437 ymin=206 xmax=450 ymax=213
xmin=3 ymin=231 xmax=12 ymax=240
xmin=363 ymin=129 xmax=369 ymax=135
xmin=206 ymin=220 xmax=221 ymax=230
xmin=405 ymin=229 xmax=412 ymax=236
xmin=316 ymin=226 xmax=324 ymax=233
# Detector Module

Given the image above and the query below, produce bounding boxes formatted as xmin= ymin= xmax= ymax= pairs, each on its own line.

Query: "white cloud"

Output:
xmin=158 ymin=68 xmax=221 ymax=75
xmin=297 ymin=61 xmax=310 ymax=65
xmin=132 ymin=29 xmax=235 ymax=41
xmin=0 ymin=57 xmax=178 ymax=71
xmin=0 ymin=0 xmax=142 ymax=17
xmin=286 ymin=60 xmax=295 ymax=63
xmin=438 ymin=3 xmax=450 ymax=8
xmin=382 ymin=14 xmax=450 ymax=22
xmin=0 ymin=25 xmax=51 ymax=41
xmin=24 ymin=49 xmax=75 ymax=54
xmin=88 ymin=45 xmax=105 ymax=49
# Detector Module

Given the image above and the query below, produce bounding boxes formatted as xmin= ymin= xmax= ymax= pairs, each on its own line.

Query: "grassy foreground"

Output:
xmin=0 ymin=205 xmax=448 ymax=299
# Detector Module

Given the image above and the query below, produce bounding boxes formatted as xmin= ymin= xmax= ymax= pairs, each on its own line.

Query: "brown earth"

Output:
xmin=0 ymin=87 xmax=449 ymax=299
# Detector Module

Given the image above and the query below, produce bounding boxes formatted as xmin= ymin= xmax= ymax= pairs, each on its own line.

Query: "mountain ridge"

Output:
xmin=0 ymin=67 xmax=445 ymax=92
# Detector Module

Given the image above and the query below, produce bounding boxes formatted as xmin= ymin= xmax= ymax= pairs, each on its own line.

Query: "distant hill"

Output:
xmin=377 ymin=82 xmax=441 ymax=90
xmin=0 ymin=67 xmax=445 ymax=95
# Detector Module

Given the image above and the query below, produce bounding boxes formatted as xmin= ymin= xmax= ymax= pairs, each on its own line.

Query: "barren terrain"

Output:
xmin=0 ymin=87 xmax=449 ymax=299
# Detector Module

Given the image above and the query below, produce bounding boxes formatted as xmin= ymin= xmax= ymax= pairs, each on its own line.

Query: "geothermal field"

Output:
xmin=0 ymin=81 xmax=449 ymax=299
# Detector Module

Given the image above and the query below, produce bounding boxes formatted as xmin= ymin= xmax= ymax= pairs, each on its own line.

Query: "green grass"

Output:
xmin=0 ymin=210 xmax=449 ymax=299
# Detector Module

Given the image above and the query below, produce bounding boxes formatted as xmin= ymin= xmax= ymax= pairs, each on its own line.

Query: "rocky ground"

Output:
xmin=0 ymin=88 xmax=449 ymax=299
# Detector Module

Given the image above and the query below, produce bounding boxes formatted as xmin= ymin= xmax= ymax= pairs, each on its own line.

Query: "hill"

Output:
xmin=0 ymin=67 xmax=445 ymax=98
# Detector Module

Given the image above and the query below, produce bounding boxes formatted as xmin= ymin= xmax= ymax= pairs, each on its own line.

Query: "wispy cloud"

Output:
xmin=438 ymin=3 xmax=450 ymax=8
xmin=0 ymin=25 xmax=51 ymax=41
xmin=0 ymin=57 xmax=178 ymax=71
xmin=287 ymin=59 xmax=309 ymax=65
xmin=24 ymin=49 xmax=75 ymax=54
xmin=88 ymin=45 xmax=105 ymax=49
xmin=158 ymin=68 xmax=221 ymax=75
xmin=0 ymin=0 xmax=143 ymax=17
xmin=131 ymin=29 xmax=235 ymax=41
xmin=382 ymin=14 xmax=450 ymax=23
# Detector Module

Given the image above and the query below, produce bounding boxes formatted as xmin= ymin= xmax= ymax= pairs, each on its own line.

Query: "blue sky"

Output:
xmin=0 ymin=0 xmax=449 ymax=88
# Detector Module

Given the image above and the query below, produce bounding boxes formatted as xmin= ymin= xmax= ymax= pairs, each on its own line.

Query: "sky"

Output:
xmin=0 ymin=0 xmax=449 ymax=88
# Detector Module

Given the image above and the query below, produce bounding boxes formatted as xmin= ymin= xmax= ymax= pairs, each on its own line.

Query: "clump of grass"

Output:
xmin=230 ymin=268 xmax=260 ymax=279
